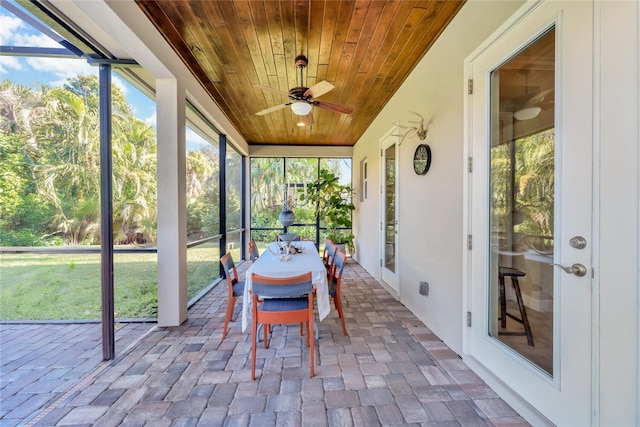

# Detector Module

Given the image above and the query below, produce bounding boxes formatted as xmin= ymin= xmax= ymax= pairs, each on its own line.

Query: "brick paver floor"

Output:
xmin=0 ymin=320 xmax=154 ymax=427
xmin=1 ymin=259 xmax=530 ymax=426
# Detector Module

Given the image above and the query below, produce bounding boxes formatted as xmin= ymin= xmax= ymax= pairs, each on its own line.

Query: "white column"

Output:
xmin=156 ymin=78 xmax=187 ymax=326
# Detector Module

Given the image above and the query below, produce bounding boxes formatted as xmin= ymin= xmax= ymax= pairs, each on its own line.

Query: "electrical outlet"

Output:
xmin=419 ymin=281 xmax=429 ymax=296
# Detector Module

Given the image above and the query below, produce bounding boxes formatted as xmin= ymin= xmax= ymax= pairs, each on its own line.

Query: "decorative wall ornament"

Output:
xmin=392 ymin=111 xmax=428 ymax=145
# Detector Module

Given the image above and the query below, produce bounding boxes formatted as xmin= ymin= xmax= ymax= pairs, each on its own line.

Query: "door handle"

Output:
xmin=549 ymin=263 xmax=587 ymax=277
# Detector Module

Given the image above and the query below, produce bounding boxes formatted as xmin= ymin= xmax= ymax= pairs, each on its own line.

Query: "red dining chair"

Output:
xmin=250 ymin=271 xmax=315 ymax=380
xmin=220 ymin=253 xmax=244 ymax=341
xmin=324 ymin=241 xmax=338 ymax=278
xmin=329 ymin=250 xmax=349 ymax=336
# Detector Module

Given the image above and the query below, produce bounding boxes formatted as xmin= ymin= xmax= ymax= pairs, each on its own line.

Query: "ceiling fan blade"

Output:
xmin=256 ymin=103 xmax=291 ymax=116
xmin=304 ymin=81 xmax=334 ymax=98
xmin=312 ymin=100 xmax=354 ymax=115
xmin=253 ymin=84 xmax=290 ymax=97
xmin=527 ymin=88 xmax=554 ymax=105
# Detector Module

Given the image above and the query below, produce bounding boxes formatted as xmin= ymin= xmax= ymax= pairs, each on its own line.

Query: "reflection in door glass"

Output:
xmin=384 ymin=145 xmax=396 ymax=273
xmin=488 ymin=28 xmax=555 ymax=375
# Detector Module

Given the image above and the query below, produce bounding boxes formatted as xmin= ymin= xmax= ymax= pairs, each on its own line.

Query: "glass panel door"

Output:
xmin=384 ymin=145 xmax=396 ymax=273
xmin=381 ymin=135 xmax=398 ymax=293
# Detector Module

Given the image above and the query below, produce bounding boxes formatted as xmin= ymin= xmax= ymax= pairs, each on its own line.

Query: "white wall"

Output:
xmin=353 ymin=0 xmax=524 ymax=354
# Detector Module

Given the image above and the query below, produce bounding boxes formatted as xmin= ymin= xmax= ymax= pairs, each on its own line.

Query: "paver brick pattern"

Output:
xmin=1 ymin=259 xmax=530 ymax=426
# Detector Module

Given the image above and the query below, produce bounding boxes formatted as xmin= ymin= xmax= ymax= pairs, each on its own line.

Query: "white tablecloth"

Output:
xmin=241 ymin=241 xmax=329 ymax=332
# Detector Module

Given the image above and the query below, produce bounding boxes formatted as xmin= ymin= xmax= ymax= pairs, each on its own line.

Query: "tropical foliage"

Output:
xmin=306 ymin=168 xmax=356 ymax=251
xmin=491 ymin=129 xmax=555 ymax=251
xmin=249 ymin=158 xmax=352 ymax=244
xmin=0 ymin=76 xmax=228 ymax=247
xmin=0 ymin=77 xmax=156 ymax=245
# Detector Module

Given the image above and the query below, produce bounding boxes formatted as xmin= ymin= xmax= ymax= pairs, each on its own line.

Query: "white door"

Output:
xmin=466 ymin=1 xmax=593 ymax=425
xmin=381 ymin=131 xmax=399 ymax=294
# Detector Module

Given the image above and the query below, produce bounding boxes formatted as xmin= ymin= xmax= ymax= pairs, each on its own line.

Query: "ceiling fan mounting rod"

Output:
xmin=295 ymin=55 xmax=308 ymax=88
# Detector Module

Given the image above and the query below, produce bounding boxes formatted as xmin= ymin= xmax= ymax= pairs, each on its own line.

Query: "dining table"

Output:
xmin=241 ymin=240 xmax=330 ymax=333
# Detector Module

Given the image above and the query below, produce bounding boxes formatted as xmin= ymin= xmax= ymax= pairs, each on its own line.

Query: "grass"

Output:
xmin=0 ymin=245 xmax=223 ymax=321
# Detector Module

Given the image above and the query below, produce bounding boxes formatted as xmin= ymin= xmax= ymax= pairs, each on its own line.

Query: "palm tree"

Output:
xmin=250 ymin=158 xmax=283 ymax=225
xmin=0 ymin=80 xmax=51 ymax=135
xmin=32 ymin=85 xmax=101 ymax=244
xmin=515 ymin=129 xmax=555 ymax=239
xmin=112 ymin=113 xmax=158 ymax=244
xmin=185 ymin=148 xmax=218 ymax=238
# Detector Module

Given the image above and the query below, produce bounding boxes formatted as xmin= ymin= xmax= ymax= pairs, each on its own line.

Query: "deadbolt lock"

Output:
xmin=569 ymin=236 xmax=587 ymax=249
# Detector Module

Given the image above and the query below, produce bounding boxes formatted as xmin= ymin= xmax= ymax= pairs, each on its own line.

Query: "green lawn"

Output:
xmin=0 ymin=245 xmax=222 ymax=320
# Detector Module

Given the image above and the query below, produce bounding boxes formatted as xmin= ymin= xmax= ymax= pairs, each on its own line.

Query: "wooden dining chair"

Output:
xmin=324 ymin=241 xmax=338 ymax=277
xmin=220 ymin=253 xmax=244 ymax=340
xmin=250 ymin=271 xmax=315 ymax=380
xmin=322 ymin=239 xmax=333 ymax=267
xmin=329 ymin=250 xmax=349 ymax=336
xmin=248 ymin=240 xmax=260 ymax=261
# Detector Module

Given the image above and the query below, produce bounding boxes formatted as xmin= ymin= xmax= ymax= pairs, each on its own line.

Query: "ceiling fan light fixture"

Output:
xmin=513 ymin=106 xmax=542 ymax=121
xmin=291 ymin=101 xmax=312 ymax=116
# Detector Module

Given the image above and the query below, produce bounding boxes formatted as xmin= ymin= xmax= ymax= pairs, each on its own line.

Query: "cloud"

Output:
xmin=0 ymin=56 xmax=23 ymax=74
xmin=145 ymin=111 xmax=156 ymax=127
xmin=0 ymin=16 xmax=23 ymax=44
xmin=0 ymin=14 xmax=60 ymax=48
xmin=186 ymin=127 xmax=212 ymax=151
xmin=25 ymin=57 xmax=96 ymax=84
xmin=13 ymin=32 xmax=61 ymax=48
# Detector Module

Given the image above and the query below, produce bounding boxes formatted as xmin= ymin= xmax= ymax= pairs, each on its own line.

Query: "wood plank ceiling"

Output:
xmin=136 ymin=0 xmax=465 ymax=146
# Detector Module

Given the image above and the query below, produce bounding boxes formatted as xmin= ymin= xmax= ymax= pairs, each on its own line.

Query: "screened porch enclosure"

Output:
xmin=249 ymin=157 xmax=353 ymax=253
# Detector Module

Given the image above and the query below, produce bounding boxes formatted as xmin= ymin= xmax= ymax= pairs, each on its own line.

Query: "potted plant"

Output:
xmin=305 ymin=169 xmax=356 ymax=254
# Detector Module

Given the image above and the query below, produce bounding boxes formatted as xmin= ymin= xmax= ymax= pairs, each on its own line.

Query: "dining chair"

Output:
xmin=248 ymin=240 xmax=260 ymax=261
xmin=322 ymin=239 xmax=333 ymax=267
xmin=329 ymin=250 xmax=349 ymax=336
xmin=220 ymin=253 xmax=244 ymax=341
xmin=250 ymin=271 xmax=315 ymax=380
xmin=324 ymin=242 xmax=338 ymax=278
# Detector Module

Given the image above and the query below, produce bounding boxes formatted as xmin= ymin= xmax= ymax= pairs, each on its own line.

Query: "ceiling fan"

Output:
xmin=502 ymin=87 xmax=554 ymax=121
xmin=254 ymin=55 xmax=353 ymax=125
xmin=512 ymin=88 xmax=554 ymax=120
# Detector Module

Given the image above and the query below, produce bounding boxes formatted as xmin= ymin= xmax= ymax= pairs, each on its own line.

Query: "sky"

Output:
xmin=0 ymin=2 xmax=210 ymax=151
